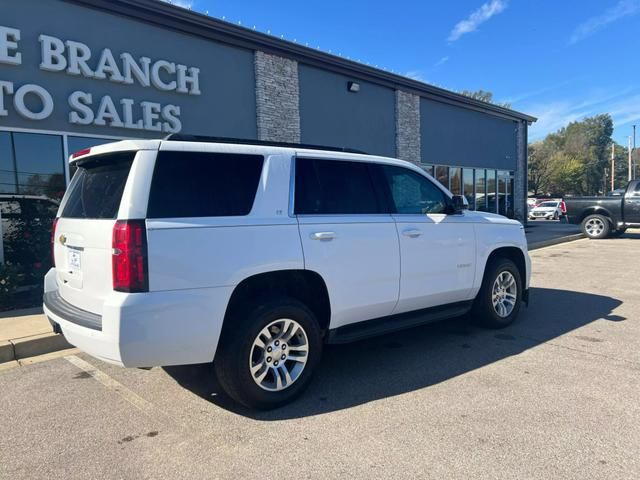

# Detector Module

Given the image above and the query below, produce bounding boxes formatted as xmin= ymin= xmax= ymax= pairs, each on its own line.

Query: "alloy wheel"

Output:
xmin=585 ymin=217 xmax=605 ymax=237
xmin=248 ymin=318 xmax=309 ymax=392
xmin=491 ymin=271 xmax=517 ymax=318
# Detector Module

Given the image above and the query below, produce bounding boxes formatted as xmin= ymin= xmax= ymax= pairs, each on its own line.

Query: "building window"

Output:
xmin=462 ymin=168 xmax=474 ymax=210
xmin=449 ymin=167 xmax=461 ymax=195
xmin=487 ymin=170 xmax=497 ymax=214
xmin=435 ymin=165 xmax=449 ymax=190
xmin=0 ymin=132 xmax=16 ymax=195
xmin=498 ymin=170 xmax=509 ymax=217
xmin=475 ymin=169 xmax=487 ymax=211
xmin=11 ymin=132 xmax=65 ymax=200
xmin=421 ymin=164 xmax=435 ymax=177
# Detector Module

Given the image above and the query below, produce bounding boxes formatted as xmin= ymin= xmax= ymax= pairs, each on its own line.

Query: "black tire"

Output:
xmin=214 ymin=297 xmax=322 ymax=410
xmin=472 ymin=257 xmax=523 ymax=329
xmin=553 ymin=211 xmax=559 ymax=221
xmin=581 ymin=214 xmax=611 ymax=239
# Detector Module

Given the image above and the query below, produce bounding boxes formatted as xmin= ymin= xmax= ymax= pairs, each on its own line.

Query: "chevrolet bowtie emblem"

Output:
xmin=59 ymin=234 xmax=67 ymax=245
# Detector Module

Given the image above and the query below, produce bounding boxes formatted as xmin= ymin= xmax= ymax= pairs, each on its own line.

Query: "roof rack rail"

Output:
xmin=163 ymin=134 xmax=367 ymax=154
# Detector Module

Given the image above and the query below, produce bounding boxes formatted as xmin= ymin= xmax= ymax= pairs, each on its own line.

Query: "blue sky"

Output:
xmin=164 ymin=0 xmax=640 ymax=145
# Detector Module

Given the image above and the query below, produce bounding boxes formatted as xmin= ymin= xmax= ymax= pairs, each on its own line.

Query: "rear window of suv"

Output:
xmin=146 ymin=151 xmax=264 ymax=218
xmin=61 ymin=152 xmax=135 ymax=219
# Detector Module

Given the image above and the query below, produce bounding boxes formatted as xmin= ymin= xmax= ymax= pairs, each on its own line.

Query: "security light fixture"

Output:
xmin=347 ymin=81 xmax=360 ymax=93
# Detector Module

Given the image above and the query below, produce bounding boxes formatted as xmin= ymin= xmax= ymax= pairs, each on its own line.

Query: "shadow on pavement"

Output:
xmin=164 ymin=287 xmax=624 ymax=419
xmin=610 ymin=231 xmax=640 ymax=240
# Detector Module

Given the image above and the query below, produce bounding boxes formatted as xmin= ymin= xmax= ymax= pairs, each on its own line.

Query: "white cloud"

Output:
xmin=569 ymin=0 xmax=640 ymax=44
xmin=447 ymin=0 xmax=508 ymax=42
xmin=527 ymin=88 xmax=640 ymax=140
xmin=161 ymin=0 xmax=194 ymax=9
xmin=434 ymin=56 xmax=449 ymax=67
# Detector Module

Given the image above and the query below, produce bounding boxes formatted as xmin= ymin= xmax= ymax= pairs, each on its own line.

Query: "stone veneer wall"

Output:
xmin=515 ymin=120 xmax=528 ymax=223
xmin=395 ymin=90 xmax=421 ymax=163
xmin=254 ymin=51 xmax=301 ymax=143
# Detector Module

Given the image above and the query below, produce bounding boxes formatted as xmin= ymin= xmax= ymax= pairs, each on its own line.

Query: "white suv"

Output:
xmin=44 ymin=136 xmax=531 ymax=409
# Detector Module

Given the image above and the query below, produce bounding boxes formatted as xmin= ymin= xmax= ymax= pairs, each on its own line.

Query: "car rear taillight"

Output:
xmin=112 ymin=219 xmax=148 ymax=292
xmin=51 ymin=217 xmax=59 ymax=267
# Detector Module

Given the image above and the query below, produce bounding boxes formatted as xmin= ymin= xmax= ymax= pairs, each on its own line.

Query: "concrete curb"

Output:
xmin=0 ymin=332 xmax=72 ymax=365
xmin=528 ymin=233 xmax=586 ymax=251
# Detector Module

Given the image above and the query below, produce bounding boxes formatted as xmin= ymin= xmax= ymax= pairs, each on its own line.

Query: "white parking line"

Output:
xmin=64 ymin=354 xmax=158 ymax=417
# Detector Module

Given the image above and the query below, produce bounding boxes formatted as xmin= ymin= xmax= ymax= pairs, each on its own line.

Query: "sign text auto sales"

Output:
xmin=0 ymin=25 xmax=201 ymax=133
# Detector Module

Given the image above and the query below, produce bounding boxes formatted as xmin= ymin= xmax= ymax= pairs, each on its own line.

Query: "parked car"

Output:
xmin=565 ymin=180 xmax=640 ymax=239
xmin=528 ymin=200 xmax=562 ymax=220
xmin=44 ymin=136 xmax=531 ymax=409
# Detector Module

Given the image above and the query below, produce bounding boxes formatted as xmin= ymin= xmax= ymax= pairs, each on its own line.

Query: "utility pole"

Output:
xmin=611 ymin=142 xmax=615 ymax=191
xmin=634 ymin=125 xmax=637 ymax=179
xmin=629 ymin=136 xmax=633 ymax=182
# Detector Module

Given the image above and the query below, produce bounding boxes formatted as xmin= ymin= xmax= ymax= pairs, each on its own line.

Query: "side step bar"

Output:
xmin=326 ymin=301 xmax=473 ymax=344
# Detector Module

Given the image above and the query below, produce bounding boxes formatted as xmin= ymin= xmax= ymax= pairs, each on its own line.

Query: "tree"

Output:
xmin=459 ymin=89 xmax=512 ymax=109
xmin=528 ymin=142 xmax=554 ymax=195
xmin=530 ymin=114 xmax=615 ymax=196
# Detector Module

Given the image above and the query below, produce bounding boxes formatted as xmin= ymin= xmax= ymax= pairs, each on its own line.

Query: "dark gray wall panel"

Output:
xmin=421 ymin=98 xmax=517 ymax=170
xmin=1 ymin=0 xmax=256 ymax=139
xmin=299 ymin=65 xmax=395 ymax=157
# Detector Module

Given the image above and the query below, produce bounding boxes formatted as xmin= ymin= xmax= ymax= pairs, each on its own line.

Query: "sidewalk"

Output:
xmin=0 ymin=307 xmax=72 ymax=366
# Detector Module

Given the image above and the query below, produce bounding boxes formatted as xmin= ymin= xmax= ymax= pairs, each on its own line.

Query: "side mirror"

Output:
xmin=449 ymin=195 xmax=467 ymax=214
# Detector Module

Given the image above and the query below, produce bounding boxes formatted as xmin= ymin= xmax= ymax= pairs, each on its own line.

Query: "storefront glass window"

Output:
xmin=1 ymin=132 xmax=64 ymax=309
xmin=435 ymin=166 xmax=449 ymax=189
xmin=475 ymin=169 xmax=487 ymax=211
xmin=498 ymin=170 xmax=509 ymax=216
xmin=421 ymin=164 xmax=435 ymax=177
xmin=0 ymin=132 xmax=16 ymax=194
xmin=462 ymin=168 xmax=474 ymax=209
xmin=449 ymin=167 xmax=461 ymax=195
xmin=487 ymin=170 xmax=497 ymax=213
xmin=12 ymin=133 xmax=65 ymax=200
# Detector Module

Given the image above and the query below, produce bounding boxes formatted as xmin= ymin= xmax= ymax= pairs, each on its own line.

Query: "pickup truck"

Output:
xmin=565 ymin=180 xmax=640 ymax=239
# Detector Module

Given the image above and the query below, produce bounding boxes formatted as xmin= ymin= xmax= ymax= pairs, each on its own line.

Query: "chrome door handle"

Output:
xmin=402 ymin=228 xmax=422 ymax=238
xmin=310 ymin=231 xmax=336 ymax=241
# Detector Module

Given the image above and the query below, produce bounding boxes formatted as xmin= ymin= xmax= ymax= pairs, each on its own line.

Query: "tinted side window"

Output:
xmin=295 ymin=158 xmax=381 ymax=215
xmin=381 ymin=165 xmax=448 ymax=214
xmin=147 ymin=151 xmax=264 ymax=218
xmin=61 ymin=152 xmax=135 ymax=219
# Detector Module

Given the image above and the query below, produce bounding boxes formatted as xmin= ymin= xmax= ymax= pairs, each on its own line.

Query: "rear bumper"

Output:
xmin=43 ymin=269 xmax=234 ymax=368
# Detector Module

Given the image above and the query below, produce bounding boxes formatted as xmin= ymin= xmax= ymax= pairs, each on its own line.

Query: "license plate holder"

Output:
xmin=68 ymin=248 xmax=81 ymax=271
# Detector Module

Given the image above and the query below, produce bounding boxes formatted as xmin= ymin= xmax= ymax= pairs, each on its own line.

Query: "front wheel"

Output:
xmin=472 ymin=257 xmax=523 ymax=329
xmin=581 ymin=214 xmax=610 ymax=239
xmin=214 ymin=298 xmax=322 ymax=410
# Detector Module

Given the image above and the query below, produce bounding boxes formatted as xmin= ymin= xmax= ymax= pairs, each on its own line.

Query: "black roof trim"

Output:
xmin=66 ymin=0 xmax=536 ymax=123
xmin=163 ymin=134 xmax=368 ymax=154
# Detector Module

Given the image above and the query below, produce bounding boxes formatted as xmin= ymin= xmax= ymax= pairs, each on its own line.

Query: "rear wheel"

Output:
xmin=472 ymin=257 xmax=523 ymax=329
xmin=581 ymin=214 xmax=610 ymax=239
xmin=214 ymin=298 xmax=322 ymax=409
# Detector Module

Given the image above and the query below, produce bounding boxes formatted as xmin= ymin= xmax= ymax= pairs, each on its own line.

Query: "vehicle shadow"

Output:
xmin=610 ymin=231 xmax=640 ymax=240
xmin=163 ymin=287 xmax=624 ymax=420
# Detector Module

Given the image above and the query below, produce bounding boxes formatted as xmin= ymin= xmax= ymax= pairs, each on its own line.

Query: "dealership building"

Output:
xmin=1 ymin=0 xmax=535 ymax=250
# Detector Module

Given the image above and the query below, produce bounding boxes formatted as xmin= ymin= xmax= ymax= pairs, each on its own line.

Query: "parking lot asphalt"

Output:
xmin=524 ymin=219 xmax=582 ymax=249
xmin=1 ymin=232 xmax=639 ymax=480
